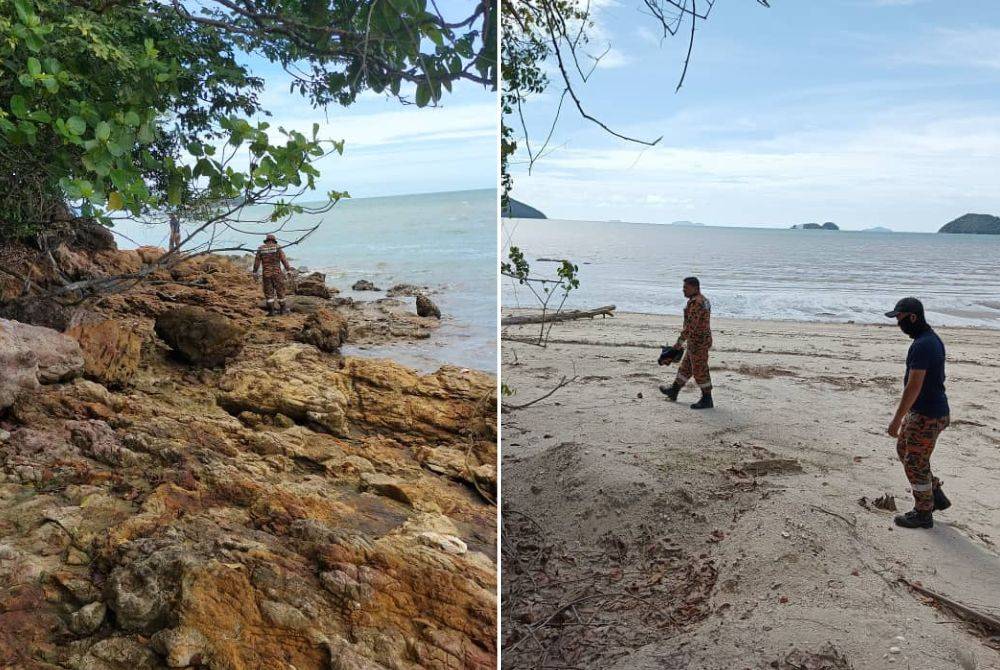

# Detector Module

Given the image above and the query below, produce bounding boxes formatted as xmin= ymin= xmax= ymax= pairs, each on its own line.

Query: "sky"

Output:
xmin=243 ymin=9 xmax=496 ymax=200
xmin=507 ymin=0 xmax=1000 ymax=232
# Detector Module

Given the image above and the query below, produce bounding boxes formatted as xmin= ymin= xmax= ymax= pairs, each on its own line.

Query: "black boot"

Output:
xmin=659 ymin=382 xmax=681 ymax=401
xmin=279 ymin=301 xmax=289 ymax=315
xmin=894 ymin=509 xmax=933 ymax=529
xmin=933 ymin=485 xmax=951 ymax=511
xmin=266 ymin=302 xmax=276 ymax=316
xmin=690 ymin=391 xmax=713 ymax=410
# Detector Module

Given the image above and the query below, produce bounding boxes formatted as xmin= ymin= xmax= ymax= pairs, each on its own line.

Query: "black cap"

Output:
xmin=885 ymin=297 xmax=924 ymax=318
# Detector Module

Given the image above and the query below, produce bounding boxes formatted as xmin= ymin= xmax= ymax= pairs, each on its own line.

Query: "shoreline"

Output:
xmin=503 ymin=306 xmax=1000 ymax=333
xmin=501 ymin=311 xmax=1000 ymax=668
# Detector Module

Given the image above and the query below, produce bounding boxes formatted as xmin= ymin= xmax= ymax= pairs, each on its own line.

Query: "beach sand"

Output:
xmin=501 ymin=311 xmax=1000 ymax=669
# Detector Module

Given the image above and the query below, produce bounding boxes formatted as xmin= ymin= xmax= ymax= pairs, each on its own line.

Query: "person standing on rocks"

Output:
xmin=660 ymin=276 xmax=714 ymax=409
xmin=885 ymin=297 xmax=951 ymax=529
xmin=168 ymin=213 xmax=181 ymax=253
xmin=253 ymin=234 xmax=293 ymax=316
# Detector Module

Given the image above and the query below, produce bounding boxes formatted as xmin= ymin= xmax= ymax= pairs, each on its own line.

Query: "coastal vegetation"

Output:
xmin=502 ymin=197 xmax=546 ymax=218
xmin=939 ymin=213 xmax=1000 ymax=235
xmin=1 ymin=0 xmax=495 ymax=299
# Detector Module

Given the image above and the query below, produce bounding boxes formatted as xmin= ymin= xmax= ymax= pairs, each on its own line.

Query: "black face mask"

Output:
xmin=898 ymin=317 xmax=923 ymax=338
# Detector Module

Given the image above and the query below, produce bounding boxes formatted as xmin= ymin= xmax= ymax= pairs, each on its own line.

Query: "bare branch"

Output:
xmin=502 ymin=375 xmax=577 ymax=412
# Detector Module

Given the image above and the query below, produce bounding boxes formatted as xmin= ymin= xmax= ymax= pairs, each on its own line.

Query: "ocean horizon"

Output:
xmin=502 ymin=217 xmax=1000 ymax=329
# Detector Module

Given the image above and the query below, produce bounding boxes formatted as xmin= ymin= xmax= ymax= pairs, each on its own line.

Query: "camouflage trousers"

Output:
xmin=896 ymin=412 xmax=949 ymax=512
xmin=675 ymin=346 xmax=712 ymax=392
xmin=262 ymin=274 xmax=286 ymax=303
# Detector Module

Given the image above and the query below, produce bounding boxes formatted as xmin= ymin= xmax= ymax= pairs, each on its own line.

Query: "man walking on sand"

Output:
xmin=885 ymin=297 xmax=951 ymax=529
xmin=253 ymin=233 xmax=293 ymax=316
xmin=660 ymin=277 xmax=714 ymax=409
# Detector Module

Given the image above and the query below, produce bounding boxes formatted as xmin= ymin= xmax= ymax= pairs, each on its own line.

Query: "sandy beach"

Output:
xmin=501 ymin=311 xmax=1000 ymax=669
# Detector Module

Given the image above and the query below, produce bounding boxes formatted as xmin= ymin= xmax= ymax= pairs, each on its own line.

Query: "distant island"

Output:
xmin=791 ymin=222 xmax=839 ymax=230
xmin=670 ymin=220 xmax=705 ymax=227
xmin=939 ymin=213 xmax=1000 ymax=234
xmin=503 ymin=198 xmax=546 ymax=219
xmin=861 ymin=226 xmax=892 ymax=233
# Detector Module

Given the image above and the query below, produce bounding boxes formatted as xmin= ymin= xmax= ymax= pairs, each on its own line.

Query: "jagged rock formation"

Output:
xmin=417 ymin=295 xmax=442 ymax=319
xmin=0 ymin=242 xmax=496 ymax=669
xmin=296 ymin=271 xmax=336 ymax=299
xmin=939 ymin=213 xmax=1000 ymax=234
xmin=66 ymin=319 xmax=143 ymax=387
xmin=387 ymin=283 xmax=431 ymax=298
xmin=1 ymin=319 xmax=84 ymax=409
xmin=296 ymin=308 xmax=349 ymax=353
xmin=155 ymin=306 xmax=247 ymax=368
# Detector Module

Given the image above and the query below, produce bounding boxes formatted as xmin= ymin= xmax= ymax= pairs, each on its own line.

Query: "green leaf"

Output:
xmin=27 ymin=57 xmax=42 ymax=76
xmin=91 ymin=152 xmax=113 ymax=176
xmin=425 ymin=26 xmax=445 ymax=47
xmin=95 ymin=121 xmax=111 ymax=141
xmin=28 ymin=109 xmax=50 ymax=123
xmin=138 ymin=124 xmax=154 ymax=144
xmin=66 ymin=116 xmax=86 ymax=135
xmin=106 ymin=140 xmax=126 ymax=157
xmin=167 ymin=182 xmax=181 ymax=205
xmin=124 ymin=111 xmax=141 ymax=127
xmin=17 ymin=120 xmax=37 ymax=144
xmin=24 ymin=32 xmax=44 ymax=53
xmin=107 ymin=191 xmax=124 ymax=210
xmin=415 ymin=82 xmax=431 ymax=107
xmin=60 ymin=177 xmax=81 ymax=199
xmin=13 ymin=0 xmax=33 ymax=24
xmin=10 ymin=96 xmax=28 ymax=119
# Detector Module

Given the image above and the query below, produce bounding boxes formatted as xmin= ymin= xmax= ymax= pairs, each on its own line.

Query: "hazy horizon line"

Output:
xmin=501 ymin=216 xmax=967 ymax=234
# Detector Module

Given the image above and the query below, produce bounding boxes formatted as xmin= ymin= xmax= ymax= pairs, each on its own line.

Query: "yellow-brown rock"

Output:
xmin=67 ymin=319 xmax=143 ymax=387
xmin=0 ymin=243 xmax=496 ymax=669
xmin=218 ymin=345 xmax=495 ymax=440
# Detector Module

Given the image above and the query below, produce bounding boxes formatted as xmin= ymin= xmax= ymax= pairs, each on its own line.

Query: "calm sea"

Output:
xmin=114 ymin=189 xmax=497 ymax=371
xmin=502 ymin=218 xmax=1000 ymax=329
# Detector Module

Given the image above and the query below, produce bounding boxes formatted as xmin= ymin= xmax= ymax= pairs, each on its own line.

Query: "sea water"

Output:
xmin=113 ymin=189 xmax=497 ymax=371
xmin=502 ymin=218 xmax=1000 ymax=328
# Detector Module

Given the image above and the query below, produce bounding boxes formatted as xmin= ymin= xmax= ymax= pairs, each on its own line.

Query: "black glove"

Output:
xmin=658 ymin=345 xmax=684 ymax=366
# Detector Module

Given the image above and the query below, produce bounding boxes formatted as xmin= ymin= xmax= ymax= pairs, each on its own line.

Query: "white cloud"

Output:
xmin=594 ymin=47 xmax=631 ymax=69
xmin=511 ymin=105 xmax=1000 ymax=231
xmin=636 ymin=25 xmax=660 ymax=46
xmin=893 ymin=27 xmax=1000 ymax=70
xmin=261 ymin=103 xmax=496 ymax=149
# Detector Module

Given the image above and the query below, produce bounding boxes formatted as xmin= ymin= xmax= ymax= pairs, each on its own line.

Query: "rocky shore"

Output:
xmin=0 ymin=229 xmax=496 ymax=669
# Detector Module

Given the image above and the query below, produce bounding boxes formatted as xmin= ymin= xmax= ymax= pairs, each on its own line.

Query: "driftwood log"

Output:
xmin=900 ymin=578 xmax=1000 ymax=633
xmin=501 ymin=305 xmax=616 ymax=326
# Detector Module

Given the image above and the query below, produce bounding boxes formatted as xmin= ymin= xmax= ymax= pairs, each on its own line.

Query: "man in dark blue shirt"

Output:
xmin=885 ymin=297 xmax=951 ymax=529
